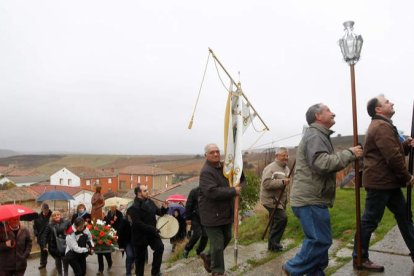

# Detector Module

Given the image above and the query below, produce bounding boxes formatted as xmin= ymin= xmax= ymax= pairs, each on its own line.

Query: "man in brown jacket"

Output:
xmin=260 ymin=147 xmax=290 ymax=252
xmin=353 ymin=95 xmax=414 ymax=272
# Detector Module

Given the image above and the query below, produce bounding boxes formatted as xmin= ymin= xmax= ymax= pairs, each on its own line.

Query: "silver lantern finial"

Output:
xmin=338 ymin=21 xmax=363 ymax=65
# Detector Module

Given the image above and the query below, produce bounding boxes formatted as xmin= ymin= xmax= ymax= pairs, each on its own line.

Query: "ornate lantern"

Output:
xmin=339 ymin=21 xmax=363 ymax=65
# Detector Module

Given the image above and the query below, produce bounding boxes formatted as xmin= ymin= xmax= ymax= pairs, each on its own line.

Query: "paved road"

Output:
xmin=26 ymin=240 xmax=175 ymax=276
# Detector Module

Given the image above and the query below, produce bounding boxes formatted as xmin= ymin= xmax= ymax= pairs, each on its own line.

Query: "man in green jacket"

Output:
xmin=352 ymin=95 xmax=414 ymax=272
xmin=283 ymin=103 xmax=362 ymax=276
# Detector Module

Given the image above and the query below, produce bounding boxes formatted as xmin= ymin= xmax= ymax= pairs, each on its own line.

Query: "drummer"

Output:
xmin=127 ymin=184 xmax=168 ymax=276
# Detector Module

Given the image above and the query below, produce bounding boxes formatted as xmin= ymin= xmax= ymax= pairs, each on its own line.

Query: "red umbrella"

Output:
xmin=166 ymin=194 xmax=187 ymax=203
xmin=0 ymin=204 xmax=37 ymax=222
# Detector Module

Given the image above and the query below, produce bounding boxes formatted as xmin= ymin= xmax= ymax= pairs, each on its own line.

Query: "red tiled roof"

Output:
xmin=27 ymin=185 xmax=84 ymax=196
xmin=119 ymin=165 xmax=173 ymax=175
xmin=0 ymin=187 xmax=38 ymax=204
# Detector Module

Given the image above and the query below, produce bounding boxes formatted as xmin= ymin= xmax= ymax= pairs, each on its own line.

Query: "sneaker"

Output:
xmin=199 ymin=252 xmax=212 ymax=273
xmin=353 ymin=258 xmax=384 ymax=272
xmin=183 ymin=249 xmax=189 ymax=258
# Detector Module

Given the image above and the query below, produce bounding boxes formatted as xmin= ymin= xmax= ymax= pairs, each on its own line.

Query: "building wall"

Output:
xmin=70 ymin=190 xmax=94 ymax=212
xmin=118 ymin=173 xmax=173 ymax=193
xmin=50 ymin=168 xmax=81 ymax=186
xmin=80 ymin=176 xmax=118 ymax=194
xmin=118 ymin=174 xmax=154 ymax=192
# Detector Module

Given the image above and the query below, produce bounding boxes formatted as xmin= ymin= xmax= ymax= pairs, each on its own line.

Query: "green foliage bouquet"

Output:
xmin=87 ymin=219 xmax=118 ymax=253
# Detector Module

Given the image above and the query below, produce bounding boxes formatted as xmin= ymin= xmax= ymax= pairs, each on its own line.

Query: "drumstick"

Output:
xmin=157 ymin=220 xmax=169 ymax=231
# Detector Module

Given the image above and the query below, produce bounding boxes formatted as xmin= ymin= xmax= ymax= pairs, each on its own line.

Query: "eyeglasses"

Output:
xmin=208 ymin=150 xmax=220 ymax=154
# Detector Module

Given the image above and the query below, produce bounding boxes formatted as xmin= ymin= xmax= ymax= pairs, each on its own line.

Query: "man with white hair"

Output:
xmin=260 ymin=147 xmax=290 ymax=252
xmin=198 ymin=143 xmax=242 ymax=276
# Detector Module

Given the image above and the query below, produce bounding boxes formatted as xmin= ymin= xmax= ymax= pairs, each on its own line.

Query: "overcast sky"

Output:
xmin=1 ymin=1 xmax=414 ymax=155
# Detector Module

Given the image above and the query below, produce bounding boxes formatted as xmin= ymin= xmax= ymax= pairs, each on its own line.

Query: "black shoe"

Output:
xmin=353 ymin=259 xmax=384 ymax=272
xmin=38 ymin=265 xmax=46 ymax=270
xmin=269 ymin=243 xmax=283 ymax=252
xmin=199 ymin=253 xmax=212 ymax=273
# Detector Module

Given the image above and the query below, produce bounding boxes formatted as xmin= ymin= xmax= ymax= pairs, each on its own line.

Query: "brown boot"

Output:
xmin=199 ymin=253 xmax=212 ymax=273
xmin=353 ymin=258 xmax=384 ymax=272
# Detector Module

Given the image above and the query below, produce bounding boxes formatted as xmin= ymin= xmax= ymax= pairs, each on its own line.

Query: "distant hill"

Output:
xmin=0 ymin=153 xmax=204 ymax=176
xmin=0 ymin=149 xmax=20 ymax=158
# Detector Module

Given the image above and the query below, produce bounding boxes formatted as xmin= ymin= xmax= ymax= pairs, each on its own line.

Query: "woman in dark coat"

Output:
xmin=0 ymin=217 xmax=32 ymax=276
xmin=42 ymin=211 xmax=71 ymax=276
xmin=71 ymin=204 xmax=92 ymax=224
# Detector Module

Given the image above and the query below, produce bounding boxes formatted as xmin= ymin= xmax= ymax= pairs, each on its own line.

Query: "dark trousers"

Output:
xmin=0 ymin=270 xmax=26 ymax=276
xmin=134 ymin=237 xmax=164 ymax=276
xmin=205 ymin=224 xmax=232 ymax=274
xmin=353 ymin=188 xmax=414 ymax=259
xmin=185 ymin=219 xmax=208 ymax=254
xmin=54 ymin=255 xmax=69 ymax=276
xmin=97 ymin=253 xmax=112 ymax=272
xmin=264 ymin=206 xmax=287 ymax=249
xmin=39 ymin=244 xmax=48 ymax=266
xmin=68 ymin=254 xmax=87 ymax=276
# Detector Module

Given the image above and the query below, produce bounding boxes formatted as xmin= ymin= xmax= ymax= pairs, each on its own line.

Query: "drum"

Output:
xmin=156 ymin=215 xmax=179 ymax=239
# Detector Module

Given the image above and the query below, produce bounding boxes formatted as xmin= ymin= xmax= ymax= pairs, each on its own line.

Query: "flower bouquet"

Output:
xmin=87 ymin=219 xmax=119 ymax=253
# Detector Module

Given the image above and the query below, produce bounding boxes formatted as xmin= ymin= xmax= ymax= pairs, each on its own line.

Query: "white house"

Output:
xmin=50 ymin=167 xmax=81 ymax=186
xmin=70 ymin=189 xmax=94 ymax=212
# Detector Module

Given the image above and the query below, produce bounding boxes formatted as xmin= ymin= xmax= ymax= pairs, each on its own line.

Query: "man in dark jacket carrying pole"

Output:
xmin=352 ymin=95 xmax=414 ymax=271
xmin=183 ymin=186 xmax=208 ymax=258
xmin=127 ymin=184 xmax=168 ymax=276
xmin=33 ymin=202 xmax=52 ymax=270
xmin=199 ymin=143 xmax=241 ymax=276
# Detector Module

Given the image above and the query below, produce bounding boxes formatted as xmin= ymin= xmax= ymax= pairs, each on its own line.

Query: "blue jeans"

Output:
xmin=285 ymin=205 xmax=332 ymax=276
xmin=353 ymin=188 xmax=414 ymax=259
xmin=125 ymin=243 xmax=135 ymax=275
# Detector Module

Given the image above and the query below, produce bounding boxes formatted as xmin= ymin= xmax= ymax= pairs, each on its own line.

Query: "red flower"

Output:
xmin=94 ymin=226 xmax=99 ymax=230
xmin=104 ymin=225 xmax=111 ymax=230
xmin=106 ymin=240 xmax=112 ymax=246
xmin=98 ymin=240 xmax=103 ymax=245
xmin=99 ymin=231 xmax=105 ymax=237
xmin=86 ymin=224 xmax=92 ymax=230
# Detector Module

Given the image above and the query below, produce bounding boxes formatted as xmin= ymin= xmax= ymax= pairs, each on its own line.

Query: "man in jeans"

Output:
xmin=283 ymin=103 xmax=362 ymax=275
xmin=352 ymin=95 xmax=414 ymax=271
xmin=198 ymin=143 xmax=241 ymax=276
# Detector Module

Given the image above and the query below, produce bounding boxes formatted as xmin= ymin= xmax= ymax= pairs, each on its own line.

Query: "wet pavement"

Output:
xmin=25 ymin=225 xmax=414 ymax=275
xmin=26 ymin=240 xmax=175 ymax=276
xmin=333 ymin=226 xmax=414 ymax=276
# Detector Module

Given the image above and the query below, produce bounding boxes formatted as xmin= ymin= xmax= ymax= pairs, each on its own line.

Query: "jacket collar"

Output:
xmin=309 ymin=123 xmax=334 ymax=137
xmin=205 ymin=160 xmax=222 ymax=169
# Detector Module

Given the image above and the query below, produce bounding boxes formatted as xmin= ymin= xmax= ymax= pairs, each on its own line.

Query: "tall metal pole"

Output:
xmin=350 ymin=64 xmax=362 ymax=267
